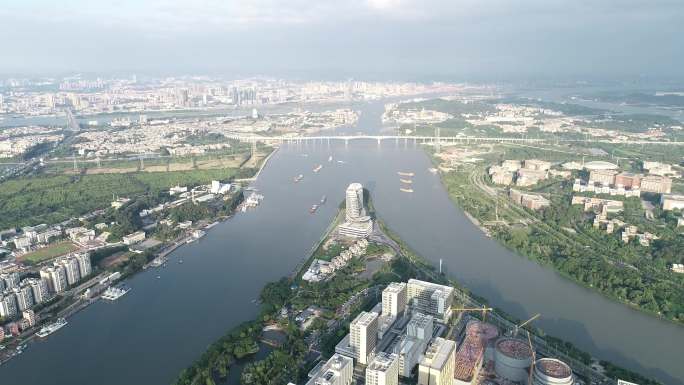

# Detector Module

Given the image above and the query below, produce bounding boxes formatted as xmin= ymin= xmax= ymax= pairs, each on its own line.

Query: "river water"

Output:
xmin=1 ymin=100 xmax=683 ymax=385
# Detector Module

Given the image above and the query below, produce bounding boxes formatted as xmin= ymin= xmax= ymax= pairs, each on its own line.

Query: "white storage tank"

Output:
xmin=494 ymin=337 xmax=533 ymax=383
xmin=532 ymin=358 xmax=574 ymax=385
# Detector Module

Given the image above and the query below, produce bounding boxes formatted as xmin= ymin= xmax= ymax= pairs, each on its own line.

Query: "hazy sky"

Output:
xmin=2 ymin=0 xmax=683 ymax=81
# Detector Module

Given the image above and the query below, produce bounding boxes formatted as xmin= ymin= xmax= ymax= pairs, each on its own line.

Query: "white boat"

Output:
xmin=294 ymin=174 xmax=304 ymax=182
xmin=328 ymin=155 xmax=333 ymax=162
xmin=400 ymin=188 xmax=414 ymax=193
xmin=313 ymin=164 xmax=323 ymax=173
xmin=36 ymin=318 xmax=68 ymax=338
xmin=101 ymin=286 xmax=131 ymax=301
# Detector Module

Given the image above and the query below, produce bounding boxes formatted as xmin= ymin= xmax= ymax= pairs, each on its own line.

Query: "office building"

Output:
xmin=407 ymin=313 xmax=434 ymax=341
xmin=123 ymin=231 xmax=146 ymax=245
xmin=641 ymin=175 xmax=672 ymax=194
xmin=393 ymin=336 xmax=425 ymax=378
xmin=40 ymin=265 xmax=68 ymax=294
xmin=350 ymin=311 xmax=379 ymax=364
xmin=418 ymin=337 xmax=456 ymax=385
xmin=366 ymin=352 xmax=399 ymax=385
xmin=407 ymin=279 xmax=454 ymax=323
xmin=589 ymin=169 xmax=617 ymax=185
xmin=305 ymin=354 xmax=354 ymax=385
xmin=0 ymin=292 xmax=18 ymax=318
xmin=382 ymin=282 xmax=407 ymax=318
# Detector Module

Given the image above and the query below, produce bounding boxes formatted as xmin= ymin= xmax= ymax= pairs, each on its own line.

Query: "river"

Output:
xmin=1 ymin=100 xmax=682 ymax=385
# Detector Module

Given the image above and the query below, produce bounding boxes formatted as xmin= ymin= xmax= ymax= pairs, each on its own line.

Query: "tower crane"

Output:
xmin=514 ymin=313 xmax=540 ymax=337
xmin=451 ymin=305 xmax=493 ymax=322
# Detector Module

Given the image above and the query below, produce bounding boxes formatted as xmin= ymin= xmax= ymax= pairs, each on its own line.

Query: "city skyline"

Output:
xmin=1 ymin=1 xmax=683 ymax=81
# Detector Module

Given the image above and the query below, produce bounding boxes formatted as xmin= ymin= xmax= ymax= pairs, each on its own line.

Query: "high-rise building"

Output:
xmin=0 ymin=272 xmax=20 ymax=290
xmin=56 ymin=257 xmax=81 ymax=286
xmin=40 ymin=265 xmax=68 ymax=294
xmin=418 ymin=338 xmax=456 ymax=385
xmin=339 ymin=183 xmax=373 ymax=238
xmin=345 ymin=183 xmax=365 ymax=222
xmin=74 ymin=252 xmax=92 ymax=278
xmin=305 ymin=353 xmax=354 ymax=385
xmin=14 ymin=285 xmax=34 ymax=311
xmin=382 ymin=282 xmax=407 ymax=318
xmin=350 ymin=311 xmax=379 ymax=364
xmin=0 ymin=293 xmax=18 ymax=318
xmin=393 ymin=336 xmax=425 ymax=378
xmin=25 ymin=278 xmax=49 ymax=304
xmin=366 ymin=352 xmax=399 ymax=385
xmin=407 ymin=279 xmax=454 ymax=323
xmin=406 ymin=313 xmax=433 ymax=342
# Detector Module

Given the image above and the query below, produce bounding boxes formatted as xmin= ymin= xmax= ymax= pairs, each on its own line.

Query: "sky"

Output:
xmin=1 ymin=0 xmax=683 ymax=81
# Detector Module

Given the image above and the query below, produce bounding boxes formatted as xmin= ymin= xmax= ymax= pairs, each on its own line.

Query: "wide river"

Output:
xmin=1 ymin=100 xmax=683 ymax=385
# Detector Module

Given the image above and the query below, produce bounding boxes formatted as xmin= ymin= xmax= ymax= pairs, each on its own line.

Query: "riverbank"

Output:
xmin=173 ymin=192 xmax=657 ymax=385
xmin=427 ymin=149 xmax=684 ymax=327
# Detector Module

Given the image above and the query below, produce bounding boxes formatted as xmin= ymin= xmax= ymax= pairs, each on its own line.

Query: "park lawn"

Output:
xmin=20 ymin=241 xmax=79 ymax=264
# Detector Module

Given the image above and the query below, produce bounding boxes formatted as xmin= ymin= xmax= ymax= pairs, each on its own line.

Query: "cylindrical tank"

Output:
xmin=532 ymin=358 xmax=573 ymax=385
xmin=494 ymin=337 xmax=533 ymax=383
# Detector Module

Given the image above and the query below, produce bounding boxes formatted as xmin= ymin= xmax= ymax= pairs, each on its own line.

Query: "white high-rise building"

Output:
xmin=407 ymin=313 xmax=434 ymax=342
xmin=350 ymin=311 xmax=379 ymax=364
xmin=14 ymin=285 xmax=34 ymax=311
xmin=382 ymin=282 xmax=407 ymax=318
xmin=25 ymin=278 xmax=49 ymax=304
xmin=305 ymin=353 xmax=354 ymax=385
xmin=56 ymin=257 xmax=81 ymax=286
xmin=366 ymin=352 xmax=399 ymax=385
xmin=407 ymin=279 xmax=454 ymax=323
xmin=345 ymin=183 xmax=366 ymax=222
xmin=339 ymin=183 xmax=373 ymax=238
xmin=40 ymin=265 xmax=68 ymax=294
xmin=393 ymin=336 xmax=425 ymax=378
xmin=0 ymin=272 xmax=20 ymax=290
xmin=75 ymin=252 xmax=92 ymax=278
xmin=418 ymin=338 xmax=456 ymax=385
xmin=0 ymin=293 xmax=18 ymax=318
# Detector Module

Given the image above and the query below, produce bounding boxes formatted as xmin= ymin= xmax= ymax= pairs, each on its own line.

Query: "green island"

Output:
xmin=173 ymin=193 xmax=657 ymax=385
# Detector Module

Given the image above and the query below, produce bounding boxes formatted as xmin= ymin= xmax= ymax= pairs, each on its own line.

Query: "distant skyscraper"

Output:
xmin=0 ymin=293 xmax=18 ymax=318
xmin=407 ymin=279 xmax=454 ymax=323
xmin=40 ymin=265 xmax=68 ymax=294
xmin=418 ymin=337 xmax=456 ymax=385
xmin=25 ymin=278 xmax=49 ymax=304
xmin=57 ymin=257 xmax=81 ymax=286
xmin=74 ymin=252 xmax=92 ymax=278
xmin=14 ymin=285 xmax=34 ymax=311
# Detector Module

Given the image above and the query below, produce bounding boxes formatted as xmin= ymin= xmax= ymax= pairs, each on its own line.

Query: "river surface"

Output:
xmin=1 ymin=100 xmax=683 ymax=385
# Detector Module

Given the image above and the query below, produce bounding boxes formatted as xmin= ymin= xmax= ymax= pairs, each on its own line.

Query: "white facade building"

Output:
xmin=40 ymin=265 xmax=68 ymax=294
xmin=382 ymin=282 xmax=407 ymax=318
xmin=366 ymin=352 xmax=399 ymax=385
xmin=407 ymin=279 xmax=454 ymax=323
xmin=350 ymin=311 xmax=379 ymax=364
xmin=306 ymin=354 xmax=354 ymax=385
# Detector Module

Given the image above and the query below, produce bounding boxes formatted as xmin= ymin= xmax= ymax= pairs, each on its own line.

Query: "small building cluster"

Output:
xmin=571 ymin=196 xmax=624 ymax=214
xmin=489 ymin=159 xmax=553 ymax=187
xmin=302 ymin=239 xmax=369 ymax=283
xmin=509 ymin=190 xmax=550 ymax=211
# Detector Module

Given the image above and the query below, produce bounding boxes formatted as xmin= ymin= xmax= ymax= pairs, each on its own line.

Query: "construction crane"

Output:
xmin=527 ymin=330 xmax=537 ymax=385
xmin=514 ymin=313 xmax=540 ymax=336
xmin=452 ymin=306 xmax=493 ymax=322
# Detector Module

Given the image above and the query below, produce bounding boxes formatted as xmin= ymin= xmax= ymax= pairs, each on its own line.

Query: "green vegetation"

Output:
xmin=0 ymin=167 xmax=252 ymax=229
xmin=436 ymin=149 xmax=684 ymax=324
xmin=20 ymin=241 xmax=78 ymax=264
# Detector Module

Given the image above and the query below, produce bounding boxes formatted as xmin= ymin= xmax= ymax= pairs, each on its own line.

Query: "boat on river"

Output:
xmin=101 ymin=286 xmax=131 ymax=301
xmin=36 ymin=318 xmax=68 ymax=338
xmin=328 ymin=155 xmax=333 ymax=162
xmin=294 ymin=174 xmax=304 ymax=183
xmin=320 ymin=195 xmax=327 ymax=204
xmin=400 ymin=188 xmax=414 ymax=193
xmin=313 ymin=164 xmax=323 ymax=173
xmin=310 ymin=204 xmax=319 ymax=213
xmin=400 ymin=179 xmax=413 ymax=184
xmin=398 ymin=171 xmax=415 ymax=177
